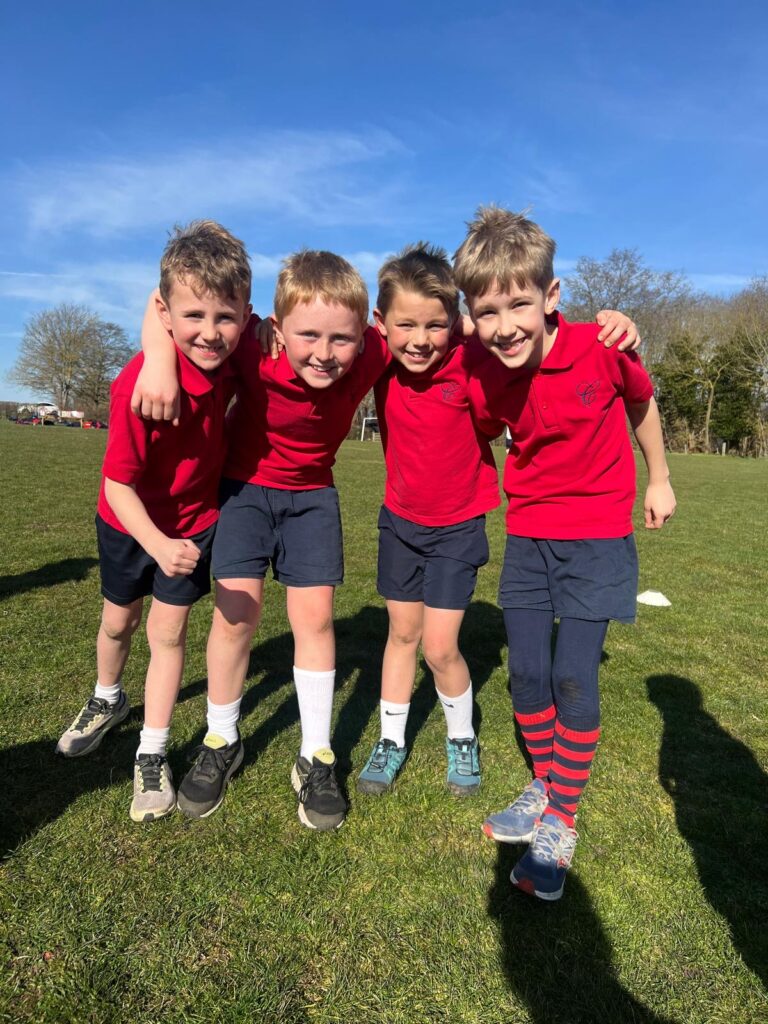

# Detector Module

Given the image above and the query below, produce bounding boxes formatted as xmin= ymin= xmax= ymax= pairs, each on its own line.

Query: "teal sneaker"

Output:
xmin=482 ymin=778 xmax=548 ymax=843
xmin=510 ymin=812 xmax=578 ymax=901
xmin=357 ymin=738 xmax=407 ymax=794
xmin=445 ymin=736 xmax=481 ymax=796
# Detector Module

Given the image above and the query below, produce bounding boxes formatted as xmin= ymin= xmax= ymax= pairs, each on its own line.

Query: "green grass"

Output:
xmin=1 ymin=421 xmax=766 ymax=1023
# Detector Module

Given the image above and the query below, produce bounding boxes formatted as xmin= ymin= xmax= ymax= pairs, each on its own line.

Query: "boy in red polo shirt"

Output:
xmin=357 ymin=244 xmax=640 ymax=798
xmin=455 ymin=207 xmax=676 ymax=900
xmin=56 ymin=221 xmax=251 ymax=824
xmin=134 ymin=252 xmax=390 ymax=830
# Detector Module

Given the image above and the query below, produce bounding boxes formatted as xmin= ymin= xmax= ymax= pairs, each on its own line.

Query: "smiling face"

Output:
xmin=273 ymin=297 xmax=363 ymax=388
xmin=468 ymin=277 xmax=561 ymax=370
xmin=373 ymin=289 xmax=456 ymax=374
xmin=157 ymin=278 xmax=251 ymax=372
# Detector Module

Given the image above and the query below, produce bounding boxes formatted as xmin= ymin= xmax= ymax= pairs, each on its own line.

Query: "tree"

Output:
xmin=10 ymin=304 xmax=133 ymax=414
xmin=562 ymin=249 xmax=692 ymax=363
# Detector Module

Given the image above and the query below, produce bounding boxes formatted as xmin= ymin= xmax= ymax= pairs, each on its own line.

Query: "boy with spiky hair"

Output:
xmin=57 ymin=221 xmax=252 ymax=824
xmin=134 ymin=251 xmax=390 ymax=830
xmin=456 ymin=206 xmax=676 ymax=900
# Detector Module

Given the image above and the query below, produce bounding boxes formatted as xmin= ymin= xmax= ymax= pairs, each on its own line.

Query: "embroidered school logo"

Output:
xmin=576 ymin=380 xmax=601 ymax=406
xmin=440 ymin=381 xmax=460 ymax=402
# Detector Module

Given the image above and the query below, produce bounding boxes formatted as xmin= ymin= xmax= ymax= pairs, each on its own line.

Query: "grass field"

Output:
xmin=1 ymin=420 xmax=766 ymax=1024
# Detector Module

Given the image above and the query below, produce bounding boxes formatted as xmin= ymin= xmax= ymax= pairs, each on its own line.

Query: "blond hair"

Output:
xmin=376 ymin=243 xmax=459 ymax=319
xmin=274 ymin=250 xmax=368 ymax=326
xmin=453 ymin=206 xmax=556 ymax=299
xmin=159 ymin=220 xmax=251 ymax=304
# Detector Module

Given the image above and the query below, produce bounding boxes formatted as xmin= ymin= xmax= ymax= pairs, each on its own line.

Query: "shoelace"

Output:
xmin=368 ymin=740 xmax=396 ymax=773
xmin=507 ymin=783 xmax=546 ymax=815
xmin=450 ymin=740 xmax=478 ymax=776
xmin=137 ymin=755 xmax=166 ymax=793
xmin=299 ymin=762 xmax=338 ymax=802
xmin=74 ymin=697 xmax=113 ymax=732
xmin=189 ymin=745 xmax=228 ymax=783
xmin=531 ymin=820 xmax=577 ymax=865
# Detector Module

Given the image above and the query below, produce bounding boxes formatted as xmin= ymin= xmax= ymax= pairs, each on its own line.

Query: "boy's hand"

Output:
xmin=596 ymin=310 xmax=641 ymax=352
xmin=644 ymin=481 xmax=676 ymax=529
xmin=456 ymin=313 xmax=476 ymax=338
xmin=258 ymin=317 xmax=282 ymax=360
xmin=151 ymin=537 xmax=201 ymax=577
xmin=130 ymin=365 xmax=181 ymax=425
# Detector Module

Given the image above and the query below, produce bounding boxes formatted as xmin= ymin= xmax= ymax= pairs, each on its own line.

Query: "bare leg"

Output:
xmin=421 ymin=606 xmax=470 ymax=698
xmin=381 ymin=599 xmax=424 ymax=705
xmin=143 ymin=599 xmax=193 ymax=728
xmin=206 ymin=577 xmax=265 ymax=704
xmin=96 ymin=597 xmax=143 ymax=685
xmin=286 ymin=585 xmax=335 ymax=670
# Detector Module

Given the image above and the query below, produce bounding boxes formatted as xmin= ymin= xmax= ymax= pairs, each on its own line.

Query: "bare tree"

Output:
xmin=562 ymin=249 xmax=692 ymax=363
xmin=9 ymin=305 xmax=134 ymax=413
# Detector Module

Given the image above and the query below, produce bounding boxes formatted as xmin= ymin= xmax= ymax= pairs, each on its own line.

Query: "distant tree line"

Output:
xmin=563 ymin=253 xmax=767 ymax=456
xmin=9 ymin=304 xmax=135 ymax=420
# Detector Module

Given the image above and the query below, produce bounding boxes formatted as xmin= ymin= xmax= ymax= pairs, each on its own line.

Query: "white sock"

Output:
xmin=137 ymin=725 xmax=170 ymax=757
xmin=206 ymin=697 xmax=241 ymax=746
xmin=380 ymin=699 xmax=410 ymax=748
xmin=94 ymin=680 xmax=122 ymax=704
xmin=436 ymin=682 xmax=475 ymax=740
xmin=294 ymin=666 xmax=335 ymax=762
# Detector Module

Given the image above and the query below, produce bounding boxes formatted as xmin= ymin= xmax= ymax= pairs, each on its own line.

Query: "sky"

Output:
xmin=2 ymin=0 xmax=766 ymax=399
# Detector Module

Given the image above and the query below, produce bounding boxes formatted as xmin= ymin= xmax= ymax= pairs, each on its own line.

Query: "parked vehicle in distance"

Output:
xmin=82 ymin=420 xmax=108 ymax=429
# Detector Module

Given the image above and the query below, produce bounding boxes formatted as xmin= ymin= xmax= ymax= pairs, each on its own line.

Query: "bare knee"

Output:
xmin=423 ymin=641 xmax=461 ymax=677
xmin=388 ymin=622 xmax=421 ymax=650
xmin=101 ymin=604 xmax=142 ymax=642
xmin=147 ymin=613 xmax=188 ymax=651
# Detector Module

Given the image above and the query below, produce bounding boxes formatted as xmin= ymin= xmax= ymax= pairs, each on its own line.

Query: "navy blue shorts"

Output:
xmin=498 ymin=535 xmax=638 ymax=623
xmin=377 ymin=506 xmax=489 ymax=610
xmin=96 ymin=514 xmax=215 ymax=608
xmin=212 ymin=479 xmax=344 ymax=587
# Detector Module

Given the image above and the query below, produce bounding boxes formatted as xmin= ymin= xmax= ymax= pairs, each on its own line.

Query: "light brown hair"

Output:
xmin=453 ymin=206 xmax=556 ymax=299
xmin=159 ymin=220 xmax=252 ymax=304
xmin=274 ymin=250 xmax=368 ymax=326
xmin=376 ymin=243 xmax=459 ymax=319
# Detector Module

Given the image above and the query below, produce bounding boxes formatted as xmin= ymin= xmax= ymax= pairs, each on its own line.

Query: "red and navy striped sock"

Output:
xmin=514 ymin=705 xmax=556 ymax=781
xmin=546 ymin=719 xmax=601 ymax=827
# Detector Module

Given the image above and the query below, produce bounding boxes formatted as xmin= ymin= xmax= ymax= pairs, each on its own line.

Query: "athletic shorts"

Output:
xmin=376 ymin=506 xmax=489 ymax=610
xmin=498 ymin=534 xmax=638 ymax=623
xmin=96 ymin=514 xmax=215 ymax=607
xmin=212 ymin=479 xmax=344 ymax=587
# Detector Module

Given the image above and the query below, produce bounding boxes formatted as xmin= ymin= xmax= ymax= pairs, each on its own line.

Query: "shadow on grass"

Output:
xmin=647 ymin=674 xmax=768 ymax=991
xmin=0 ymin=557 xmax=99 ymax=600
xmin=489 ymin=845 xmax=676 ymax=1023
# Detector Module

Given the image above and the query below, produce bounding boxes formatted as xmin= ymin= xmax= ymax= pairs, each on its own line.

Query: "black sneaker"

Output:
xmin=290 ymin=748 xmax=347 ymax=831
xmin=177 ymin=730 xmax=243 ymax=819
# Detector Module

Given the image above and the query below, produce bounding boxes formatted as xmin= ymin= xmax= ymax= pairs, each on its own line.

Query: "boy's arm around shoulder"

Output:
xmin=466 ymin=360 xmax=506 ymax=439
xmin=130 ymin=289 xmax=181 ymax=424
xmin=625 ymin=396 xmax=676 ymax=529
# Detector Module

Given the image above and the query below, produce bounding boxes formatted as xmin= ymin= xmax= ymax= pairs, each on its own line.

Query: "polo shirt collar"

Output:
xmin=538 ymin=313 xmax=573 ymax=372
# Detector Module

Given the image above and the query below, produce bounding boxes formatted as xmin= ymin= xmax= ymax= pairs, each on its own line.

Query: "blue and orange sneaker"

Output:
xmin=445 ymin=736 xmax=481 ymax=796
xmin=357 ymin=738 xmax=407 ymax=794
xmin=482 ymin=778 xmax=548 ymax=843
xmin=510 ymin=812 xmax=578 ymax=901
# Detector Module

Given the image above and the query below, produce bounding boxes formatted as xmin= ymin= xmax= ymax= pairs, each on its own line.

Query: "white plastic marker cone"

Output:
xmin=637 ymin=590 xmax=671 ymax=607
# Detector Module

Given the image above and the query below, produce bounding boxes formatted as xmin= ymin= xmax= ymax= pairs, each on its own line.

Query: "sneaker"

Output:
xmin=55 ymin=690 xmax=130 ymax=757
xmin=445 ymin=736 xmax=481 ymax=796
xmin=357 ymin=738 xmax=407 ymax=794
xmin=177 ymin=731 xmax=244 ymax=819
xmin=129 ymin=754 xmax=176 ymax=823
xmin=291 ymin=748 xmax=347 ymax=830
xmin=482 ymin=778 xmax=548 ymax=843
xmin=510 ymin=812 xmax=578 ymax=901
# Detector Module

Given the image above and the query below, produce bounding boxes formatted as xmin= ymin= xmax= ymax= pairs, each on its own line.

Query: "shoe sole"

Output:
xmin=510 ymin=869 xmax=564 ymax=901
xmin=129 ymin=799 xmax=177 ymax=824
xmin=55 ymin=700 xmax=131 ymax=758
xmin=481 ymin=821 xmax=535 ymax=843
xmin=447 ymin=781 xmax=480 ymax=797
xmin=291 ymin=764 xmax=346 ymax=831
xmin=177 ymin=744 xmax=244 ymax=819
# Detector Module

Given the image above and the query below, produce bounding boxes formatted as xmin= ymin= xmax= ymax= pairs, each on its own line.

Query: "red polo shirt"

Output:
xmin=98 ymin=349 xmax=235 ymax=537
xmin=375 ymin=334 xmax=500 ymax=526
xmin=468 ymin=315 xmax=654 ymax=539
xmin=224 ymin=319 xmax=390 ymax=489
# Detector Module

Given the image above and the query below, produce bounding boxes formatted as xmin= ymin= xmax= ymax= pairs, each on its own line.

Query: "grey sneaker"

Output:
xmin=130 ymin=754 xmax=176 ymax=823
xmin=482 ymin=778 xmax=549 ymax=843
xmin=56 ymin=691 xmax=130 ymax=757
xmin=291 ymin=748 xmax=347 ymax=831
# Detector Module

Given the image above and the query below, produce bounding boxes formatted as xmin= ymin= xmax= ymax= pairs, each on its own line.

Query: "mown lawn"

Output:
xmin=1 ymin=421 xmax=766 ymax=1024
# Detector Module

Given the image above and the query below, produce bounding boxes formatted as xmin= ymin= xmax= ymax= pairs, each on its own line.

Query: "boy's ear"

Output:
xmin=155 ymin=292 xmax=173 ymax=332
xmin=242 ymin=303 xmax=253 ymax=328
xmin=372 ymin=307 xmax=387 ymax=335
xmin=271 ymin=314 xmax=284 ymax=345
xmin=545 ymin=278 xmax=561 ymax=314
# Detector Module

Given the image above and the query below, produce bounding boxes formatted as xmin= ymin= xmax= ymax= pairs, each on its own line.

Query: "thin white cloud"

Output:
xmin=13 ymin=129 xmax=407 ymax=238
xmin=689 ymin=273 xmax=752 ymax=294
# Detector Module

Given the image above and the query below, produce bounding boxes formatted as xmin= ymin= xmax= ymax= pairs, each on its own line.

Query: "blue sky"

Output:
xmin=2 ymin=0 xmax=766 ymax=399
